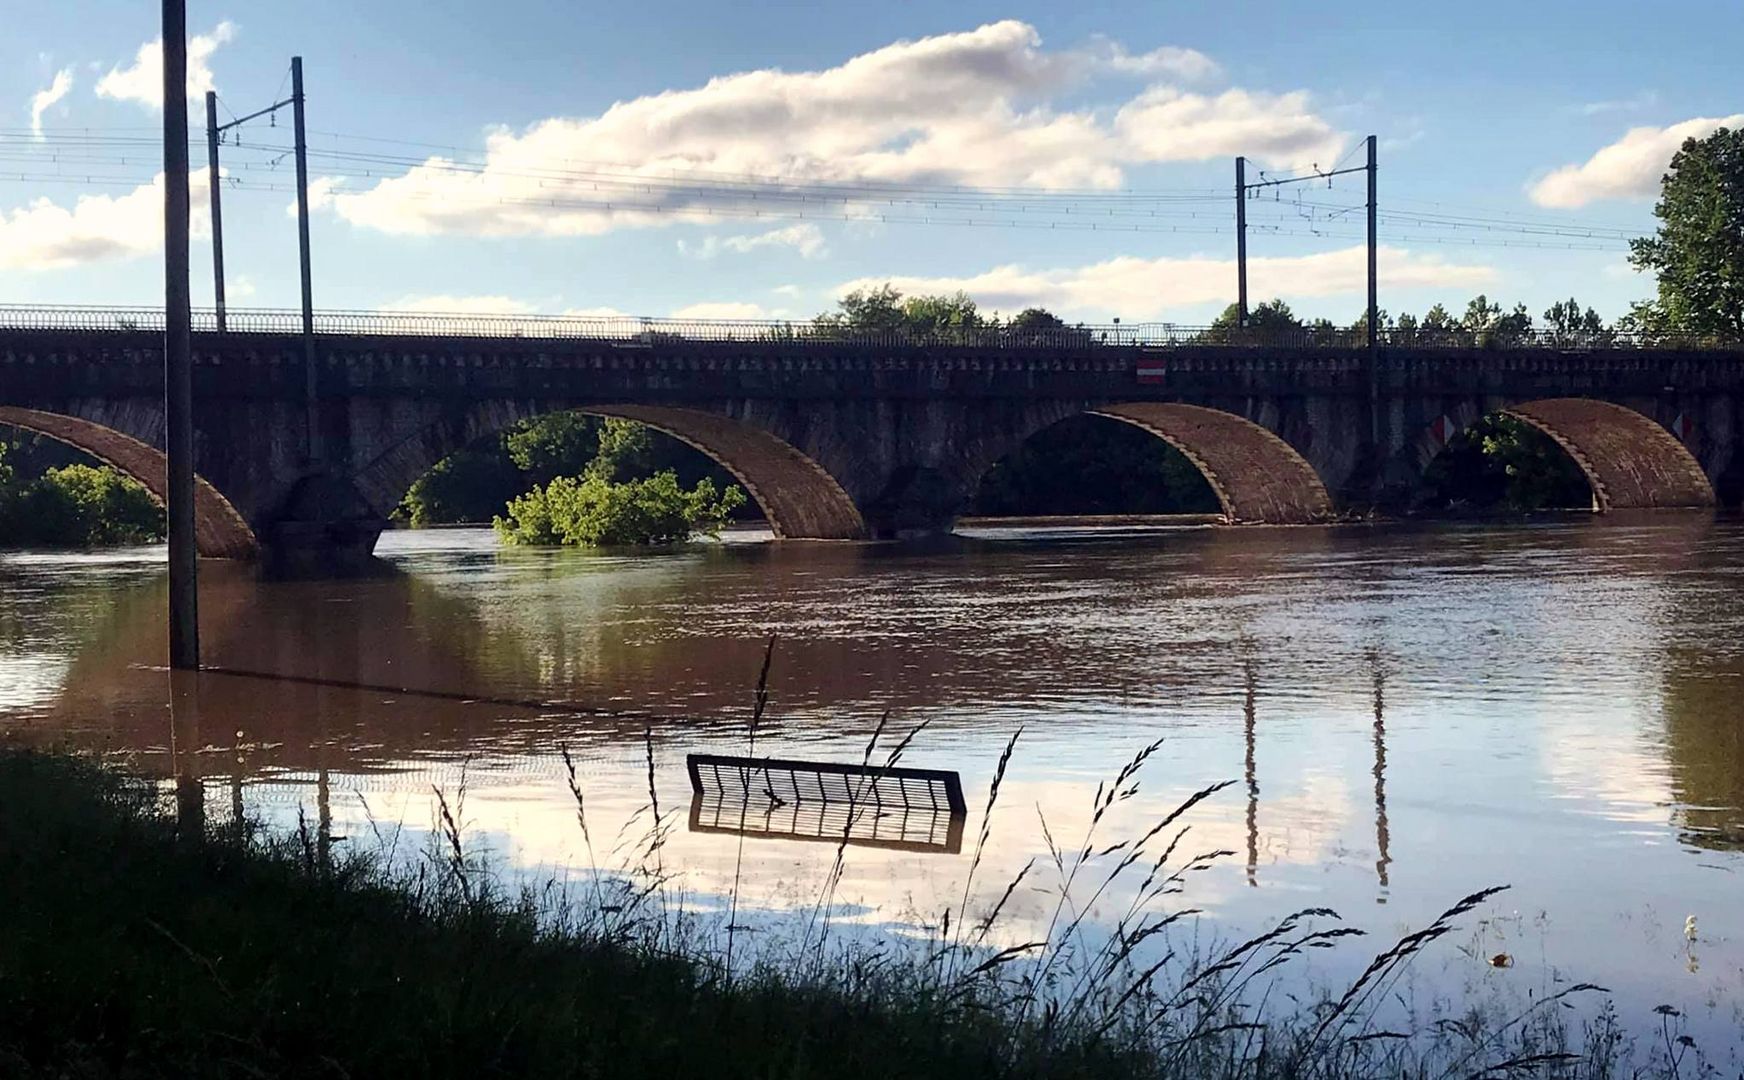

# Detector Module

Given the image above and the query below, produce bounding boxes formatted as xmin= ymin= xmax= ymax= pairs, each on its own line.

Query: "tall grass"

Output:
xmin=0 ymin=641 xmax=1720 ymax=1080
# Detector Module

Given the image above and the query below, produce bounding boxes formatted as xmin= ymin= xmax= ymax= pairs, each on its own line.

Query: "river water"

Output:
xmin=2 ymin=520 xmax=1741 ymax=1051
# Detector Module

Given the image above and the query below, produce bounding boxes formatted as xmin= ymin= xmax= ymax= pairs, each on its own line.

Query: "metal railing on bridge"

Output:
xmin=0 ymin=303 xmax=1735 ymax=351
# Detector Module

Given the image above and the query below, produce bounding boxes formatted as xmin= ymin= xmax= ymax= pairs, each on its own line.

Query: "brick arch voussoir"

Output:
xmin=354 ymin=401 xmax=866 ymax=540
xmin=1091 ymin=402 xmax=1334 ymax=524
xmin=1500 ymin=398 xmax=1715 ymax=511
xmin=0 ymin=405 xmax=258 ymax=558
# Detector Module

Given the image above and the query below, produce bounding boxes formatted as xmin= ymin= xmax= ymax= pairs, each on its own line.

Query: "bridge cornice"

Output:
xmin=6 ymin=329 xmax=1744 ymax=396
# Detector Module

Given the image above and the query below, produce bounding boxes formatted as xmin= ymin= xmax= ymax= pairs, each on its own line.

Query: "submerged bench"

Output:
xmin=685 ymin=753 xmax=967 ymax=853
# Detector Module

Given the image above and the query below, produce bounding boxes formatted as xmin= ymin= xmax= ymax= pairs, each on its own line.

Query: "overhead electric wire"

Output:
xmin=0 ymin=123 xmax=1650 ymax=253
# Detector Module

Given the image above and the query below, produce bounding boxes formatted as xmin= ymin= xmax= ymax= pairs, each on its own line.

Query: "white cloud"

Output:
xmin=834 ymin=245 xmax=1495 ymax=320
xmin=381 ymin=297 xmax=772 ymax=325
xmin=1080 ymin=37 xmax=1220 ymax=81
xmin=560 ymin=305 xmax=631 ymax=317
xmin=0 ymin=170 xmax=211 ymax=271
xmin=95 ymin=21 xmax=236 ymax=109
xmin=387 ymin=294 xmax=540 ymax=315
xmin=29 ymin=69 xmax=73 ymax=138
xmin=322 ymin=21 xmax=1343 ymax=238
xmin=678 ymin=223 xmax=828 ymax=259
xmin=1577 ymin=91 xmax=1659 ymax=117
xmin=669 ymin=301 xmax=771 ymax=319
xmin=292 ymin=176 xmax=346 ymax=218
xmin=1113 ymin=86 xmax=1341 ymax=167
xmin=1529 ymin=114 xmax=1744 ymax=208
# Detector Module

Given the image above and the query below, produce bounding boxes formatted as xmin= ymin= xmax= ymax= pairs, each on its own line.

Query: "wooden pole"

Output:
xmin=163 ymin=0 xmax=199 ymax=670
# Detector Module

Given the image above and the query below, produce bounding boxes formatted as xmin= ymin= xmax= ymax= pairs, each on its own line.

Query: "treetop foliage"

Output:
xmin=1628 ymin=127 xmax=1744 ymax=337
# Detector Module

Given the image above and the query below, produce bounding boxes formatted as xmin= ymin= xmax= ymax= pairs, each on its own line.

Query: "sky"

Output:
xmin=4 ymin=0 xmax=1741 ymax=326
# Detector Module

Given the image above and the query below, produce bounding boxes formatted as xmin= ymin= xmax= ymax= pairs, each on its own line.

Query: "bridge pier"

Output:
xmin=260 ymin=520 xmax=388 ymax=577
xmin=257 ymin=473 xmax=391 ymax=578
xmin=859 ymin=465 xmax=966 ymax=538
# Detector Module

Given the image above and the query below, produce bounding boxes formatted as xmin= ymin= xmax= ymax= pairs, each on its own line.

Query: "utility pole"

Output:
xmin=204 ymin=91 xmax=226 ymax=332
xmin=209 ymin=72 xmax=305 ymax=335
xmin=1366 ymin=135 xmax=1380 ymax=446
xmin=1235 ymin=146 xmax=1373 ymax=335
xmin=291 ymin=56 xmax=321 ymax=462
xmin=1366 ymin=134 xmax=1378 ymax=350
xmin=1234 ymin=156 xmax=1248 ymax=329
xmin=163 ymin=0 xmax=199 ymax=670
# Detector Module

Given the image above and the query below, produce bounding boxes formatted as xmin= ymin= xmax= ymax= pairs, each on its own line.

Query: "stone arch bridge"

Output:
xmin=2 ymin=315 xmax=1740 ymax=573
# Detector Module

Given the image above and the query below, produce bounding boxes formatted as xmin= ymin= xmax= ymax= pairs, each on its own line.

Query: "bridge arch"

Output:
xmin=353 ymin=402 xmax=866 ymax=540
xmin=0 ymin=406 xmax=258 ymax=558
xmin=1085 ymin=403 xmax=1335 ymax=524
xmin=1415 ymin=398 xmax=1714 ymax=511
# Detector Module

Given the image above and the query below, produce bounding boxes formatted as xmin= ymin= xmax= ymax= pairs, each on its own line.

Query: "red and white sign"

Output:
xmin=1427 ymin=414 xmax=1459 ymax=448
xmin=1136 ymin=364 xmax=1167 ymax=385
xmin=1671 ymin=412 xmax=1694 ymax=442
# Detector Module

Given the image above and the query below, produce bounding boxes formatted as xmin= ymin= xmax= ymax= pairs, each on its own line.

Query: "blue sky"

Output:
xmin=5 ymin=1 xmax=1741 ymax=324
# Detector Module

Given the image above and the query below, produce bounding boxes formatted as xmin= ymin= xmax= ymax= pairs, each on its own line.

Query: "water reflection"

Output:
xmin=688 ymin=795 xmax=966 ymax=854
xmin=4 ymin=519 xmax=1744 ymax=1046
xmin=1662 ymin=654 xmax=1744 ymax=852
xmin=1242 ymin=657 xmax=1258 ymax=888
xmin=1370 ymin=654 xmax=1391 ymax=897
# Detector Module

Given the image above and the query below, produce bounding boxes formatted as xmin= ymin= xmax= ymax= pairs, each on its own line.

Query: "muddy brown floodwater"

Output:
xmin=3 ymin=518 xmax=1741 ymax=1050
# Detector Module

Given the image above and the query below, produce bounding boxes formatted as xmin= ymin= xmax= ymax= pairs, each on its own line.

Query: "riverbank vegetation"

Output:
xmin=0 ymin=738 xmax=1711 ymax=1079
xmin=0 ymin=439 xmax=164 ymax=548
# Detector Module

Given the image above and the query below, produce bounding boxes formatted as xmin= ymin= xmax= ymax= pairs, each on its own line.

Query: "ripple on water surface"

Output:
xmin=3 ymin=519 xmax=1742 ymax=1050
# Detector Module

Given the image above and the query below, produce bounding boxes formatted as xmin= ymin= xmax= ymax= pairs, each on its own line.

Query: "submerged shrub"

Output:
xmin=495 ymin=470 xmax=746 ymax=546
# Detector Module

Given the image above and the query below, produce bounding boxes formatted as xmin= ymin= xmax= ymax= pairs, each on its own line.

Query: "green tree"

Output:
xmin=1008 ymin=307 xmax=1065 ymax=335
xmin=1209 ymin=298 xmax=1302 ymax=331
xmin=971 ymin=415 xmax=1217 ymax=516
xmin=585 ymin=417 xmax=654 ymax=481
xmin=1542 ymin=297 xmax=1610 ymax=346
xmin=816 ymin=284 xmax=988 ymax=339
xmin=1000 ymin=307 xmax=1093 ymax=346
xmin=1420 ymin=414 xmax=1592 ymax=512
xmin=1349 ymin=307 xmax=1391 ymax=338
xmin=899 ymin=291 xmax=983 ymax=336
xmin=398 ymin=447 xmax=523 ymax=527
xmin=1628 ymin=127 xmax=1744 ymax=337
xmin=824 ymin=284 xmax=908 ymax=333
xmin=503 ymin=412 xmax=601 ymax=484
xmin=1460 ymin=294 xmax=1533 ymax=346
xmin=0 ymin=463 xmax=165 ymax=546
xmin=494 ymin=471 xmax=746 ymax=547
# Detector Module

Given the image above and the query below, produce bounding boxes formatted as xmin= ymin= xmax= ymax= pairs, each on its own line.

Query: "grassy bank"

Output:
xmin=0 ymin=750 xmax=1149 ymax=1079
xmin=0 ymin=748 xmax=1704 ymax=1079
